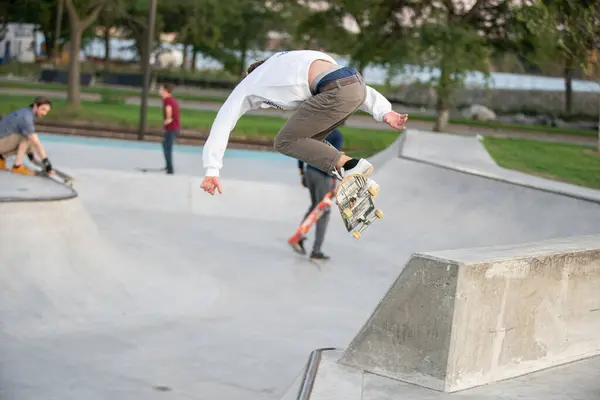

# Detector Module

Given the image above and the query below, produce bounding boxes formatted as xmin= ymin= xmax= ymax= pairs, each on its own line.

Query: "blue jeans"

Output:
xmin=162 ymin=130 xmax=179 ymax=173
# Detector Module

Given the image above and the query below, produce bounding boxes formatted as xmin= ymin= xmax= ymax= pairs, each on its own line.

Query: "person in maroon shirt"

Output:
xmin=160 ymin=83 xmax=180 ymax=174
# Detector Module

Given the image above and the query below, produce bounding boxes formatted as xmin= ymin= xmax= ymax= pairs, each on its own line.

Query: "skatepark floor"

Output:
xmin=1 ymin=131 xmax=600 ymax=399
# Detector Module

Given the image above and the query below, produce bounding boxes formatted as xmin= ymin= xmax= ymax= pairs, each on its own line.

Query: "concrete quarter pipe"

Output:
xmin=1 ymin=133 xmax=600 ymax=399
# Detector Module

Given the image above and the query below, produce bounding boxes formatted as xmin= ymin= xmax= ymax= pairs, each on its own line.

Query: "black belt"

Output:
xmin=317 ymin=75 xmax=360 ymax=93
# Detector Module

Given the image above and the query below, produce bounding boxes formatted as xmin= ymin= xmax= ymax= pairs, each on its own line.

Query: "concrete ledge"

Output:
xmin=338 ymin=235 xmax=600 ymax=392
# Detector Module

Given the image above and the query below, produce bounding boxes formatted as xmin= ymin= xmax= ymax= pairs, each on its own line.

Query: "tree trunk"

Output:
xmin=68 ymin=26 xmax=82 ymax=107
xmin=181 ymin=43 xmax=188 ymax=71
xmin=434 ymin=62 xmax=451 ymax=132
xmin=191 ymin=50 xmax=198 ymax=72
xmin=53 ymin=0 xmax=64 ymax=64
xmin=104 ymin=25 xmax=111 ymax=63
xmin=565 ymin=56 xmax=574 ymax=116
xmin=134 ymin=35 xmax=146 ymax=64
xmin=42 ymin=31 xmax=52 ymax=59
xmin=64 ymin=0 xmax=105 ymax=107
xmin=239 ymin=43 xmax=247 ymax=78
xmin=434 ymin=96 xmax=450 ymax=132
xmin=358 ymin=60 xmax=366 ymax=76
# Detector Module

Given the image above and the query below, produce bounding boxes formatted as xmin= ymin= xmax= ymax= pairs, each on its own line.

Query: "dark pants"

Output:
xmin=302 ymin=168 xmax=335 ymax=253
xmin=273 ymin=70 xmax=366 ymax=175
xmin=163 ymin=130 xmax=179 ymax=173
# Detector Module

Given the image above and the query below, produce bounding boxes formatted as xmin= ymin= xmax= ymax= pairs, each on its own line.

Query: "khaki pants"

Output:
xmin=274 ymin=74 xmax=367 ymax=175
xmin=0 ymin=134 xmax=32 ymax=157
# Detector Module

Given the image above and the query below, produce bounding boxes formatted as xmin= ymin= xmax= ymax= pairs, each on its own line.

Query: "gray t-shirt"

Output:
xmin=0 ymin=107 xmax=35 ymax=138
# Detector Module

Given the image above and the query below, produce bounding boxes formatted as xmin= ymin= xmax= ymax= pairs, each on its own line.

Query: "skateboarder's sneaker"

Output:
xmin=11 ymin=164 xmax=35 ymax=176
xmin=0 ymin=157 xmax=5 ymax=170
xmin=310 ymin=251 xmax=330 ymax=261
xmin=332 ymin=158 xmax=374 ymax=180
xmin=290 ymin=239 xmax=306 ymax=255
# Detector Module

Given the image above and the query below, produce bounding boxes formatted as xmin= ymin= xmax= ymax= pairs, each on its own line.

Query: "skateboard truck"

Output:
xmin=335 ymin=174 xmax=383 ymax=239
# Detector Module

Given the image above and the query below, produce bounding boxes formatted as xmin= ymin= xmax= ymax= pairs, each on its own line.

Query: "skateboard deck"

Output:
xmin=288 ymin=191 xmax=334 ymax=251
xmin=36 ymin=170 xmax=74 ymax=187
xmin=136 ymin=167 xmax=166 ymax=173
xmin=335 ymin=174 xmax=383 ymax=239
xmin=30 ymin=160 xmax=75 ymax=187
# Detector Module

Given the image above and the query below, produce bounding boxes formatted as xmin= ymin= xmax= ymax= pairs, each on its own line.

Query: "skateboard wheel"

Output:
xmin=375 ymin=210 xmax=383 ymax=218
xmin=368 ymin=186 xmax=380 ymax=197
xmin=352 ymin=231 xmax=361 ymax=239
xmin=343 ymin=208 xmax=353 ymax=218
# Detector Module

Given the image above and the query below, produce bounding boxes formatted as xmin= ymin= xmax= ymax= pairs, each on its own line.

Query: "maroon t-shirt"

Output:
xmin=163 ymin=96 xmax=180 ymax=131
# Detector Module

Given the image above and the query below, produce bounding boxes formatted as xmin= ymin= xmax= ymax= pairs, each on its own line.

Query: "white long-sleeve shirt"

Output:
xmin=202 ymin=50 xmax=393 ymax=177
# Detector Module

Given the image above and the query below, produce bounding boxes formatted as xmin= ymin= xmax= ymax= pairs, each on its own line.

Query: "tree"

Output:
xmin=385 ymin=0 xmax=515 ymax=132
xmin=220 ymin=0 xmax=286 ymax=77
xmin=96 ymin=0 xmax=128 ymax=66
xmin=64 ymin=0 xmax=107 ymax=107
xmin=295 ymin=0 xmax=402 ymax=74
xmin=160 ymin=0 xmax=229 ymax=73
xmin=116 ymin=0 xmax=164 ymax=64
xmin=516 ymin=0 xmax=600 ymax=116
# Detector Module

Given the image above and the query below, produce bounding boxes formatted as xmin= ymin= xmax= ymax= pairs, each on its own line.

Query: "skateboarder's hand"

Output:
xmin=201 ymin=176 xmax=222 ymax=195
xmin=383 ymin=112 xmax=408 ymax=131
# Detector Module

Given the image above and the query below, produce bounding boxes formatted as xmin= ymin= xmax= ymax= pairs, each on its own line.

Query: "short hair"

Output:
xmin=31 ymin=96 xmax=52 ymax=108
xmin=247 ymin=59 xmax=267 ymax=75
xmin=162 ymin=83 xmax=175 ymax=94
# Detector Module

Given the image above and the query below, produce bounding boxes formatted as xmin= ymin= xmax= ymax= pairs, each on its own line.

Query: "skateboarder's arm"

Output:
xmin=19 ymin=115 xmax=52 ymax=168
xmin=203 ymin=89 xmax=253 ymax=177
xmin=27 ymin=134 xmax=50 ymax=164
xmin=359 ymin=86 xmax=394 ymax=122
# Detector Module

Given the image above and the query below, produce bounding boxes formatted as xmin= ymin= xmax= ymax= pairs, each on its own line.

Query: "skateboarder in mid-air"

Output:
xmin=200 ymin=50 xmax=408 ymax=195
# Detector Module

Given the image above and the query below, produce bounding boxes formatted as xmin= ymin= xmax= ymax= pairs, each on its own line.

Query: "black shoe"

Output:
xmin=290 ymin=239 xmax=306 ymax=255
xmin=309 ymin=250 xmax=330 ymax=261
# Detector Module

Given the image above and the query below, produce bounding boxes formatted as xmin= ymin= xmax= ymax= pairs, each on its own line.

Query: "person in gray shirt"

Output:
xmin=0 ymin=96 xmax=56 ymax=175
xmin=294 ymin=127 xmax=344 ymax=261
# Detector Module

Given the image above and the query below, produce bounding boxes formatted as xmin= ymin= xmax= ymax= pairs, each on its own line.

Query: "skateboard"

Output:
xmin=288 ymin=191 xmax=334 ymax=252
xmin=30 ymin=160 xmax=75 ymax=187
xmin=136 ymin=167 xmax=166 ymax=173
xmin=36 ymin=169 xmax=74 ymax=187
xmin=335 ymin=174 xmax=383 ymax=239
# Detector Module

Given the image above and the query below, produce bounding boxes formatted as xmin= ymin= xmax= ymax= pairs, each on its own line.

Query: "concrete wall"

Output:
xmin=339 ymin=235 xmax=600 ymax=392
xmin=388 ymin=85 xmax=600 ymax=117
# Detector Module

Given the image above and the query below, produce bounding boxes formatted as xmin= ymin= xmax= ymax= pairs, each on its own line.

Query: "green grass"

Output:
xmin=482 ymin=137 xmax=600 ymax=190
xmin=0 ymin=95 xmax=401 ymax=158
xmin=0 ymin=80 xmax=229 ymax=103
xmin=0 ymin=80 xmax=596 ymax=138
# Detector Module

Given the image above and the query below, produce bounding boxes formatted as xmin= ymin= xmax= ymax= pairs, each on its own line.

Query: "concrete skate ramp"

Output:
xmin=338 ymin=235 xmax=600 ymax=392
xmin=2 ymin=134 xmax=600 ymax=400
xmin=0 ymin=197 xmax=220 ymax=338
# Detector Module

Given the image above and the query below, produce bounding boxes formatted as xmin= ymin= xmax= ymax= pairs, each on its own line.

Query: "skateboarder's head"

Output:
xmin=30 ymin=96 xmax=52 ymax=118
xmin=160 ymin=83 xmax=175 ymax=98
xmin=246 ymin=59 xmax=267 ymax=75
